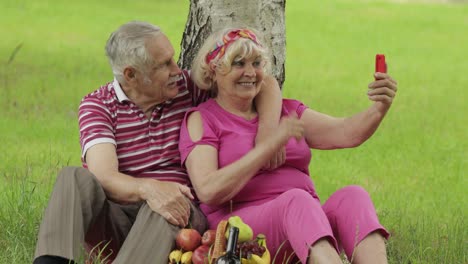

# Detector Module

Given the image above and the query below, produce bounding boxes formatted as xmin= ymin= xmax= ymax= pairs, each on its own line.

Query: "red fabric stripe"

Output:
xmin=79 ymin=71 xmax=209 ymax=184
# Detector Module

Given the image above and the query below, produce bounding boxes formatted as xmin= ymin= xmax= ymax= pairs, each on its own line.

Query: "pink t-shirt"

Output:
xmin=179 ymin=98 xmax=318 ymax=215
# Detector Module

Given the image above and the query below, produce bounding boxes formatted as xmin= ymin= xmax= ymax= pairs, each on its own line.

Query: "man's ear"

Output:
xmin=123 ymin=67 xmax=136 ymax=84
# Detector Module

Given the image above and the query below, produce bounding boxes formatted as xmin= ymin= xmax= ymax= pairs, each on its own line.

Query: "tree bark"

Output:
xmin=178 ymin=0 xmax=286 ymax=87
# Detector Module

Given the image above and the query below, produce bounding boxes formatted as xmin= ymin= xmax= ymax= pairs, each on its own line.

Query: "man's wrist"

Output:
xmin=257 ymin=123 xmax=278 ymax=130
xmin=136 ymin=178 xmax=153 ymax=201
xmin=256 ymin=124 xmax=278 ymax=143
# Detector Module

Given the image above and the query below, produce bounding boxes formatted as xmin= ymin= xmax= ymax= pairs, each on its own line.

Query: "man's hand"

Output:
xmin=276 ymin=113 xmax=305 ymax=144
xmin=254 ymin=75 xmax=285 ymax=170
xmin=260 ymin=114 xmax=304 ymax=170
xmin=256 ymin=126 xmax=286 ymax=170
xmin=262 ymin=147 xmax=286 ymax=170
xmin=138 ymin=179 xmax=194 ymax=227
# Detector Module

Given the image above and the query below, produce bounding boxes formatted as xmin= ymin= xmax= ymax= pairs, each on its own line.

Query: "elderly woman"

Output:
xmin=179 ymin=28 xmax=396 ymax=264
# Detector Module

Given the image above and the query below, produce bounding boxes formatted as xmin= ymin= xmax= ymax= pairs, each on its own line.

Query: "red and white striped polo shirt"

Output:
xmin=78 ymin=70 xmax=209 ymax=185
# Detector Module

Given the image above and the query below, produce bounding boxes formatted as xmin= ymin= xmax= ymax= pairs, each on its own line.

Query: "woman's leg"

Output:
xmin=351 ymin=231 xmax=388 ymax=264
xmin=308 ymin=238 xmax=342 ymax=264
xmin=323 ymin=185 xmax=389 ymax=263
xmin=229 ymin=189 xmax=340 ymax=264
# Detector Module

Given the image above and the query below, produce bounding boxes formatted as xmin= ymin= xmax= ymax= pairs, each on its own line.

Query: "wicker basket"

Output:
xmin=210 ymin=220 xmax=228 ymax=263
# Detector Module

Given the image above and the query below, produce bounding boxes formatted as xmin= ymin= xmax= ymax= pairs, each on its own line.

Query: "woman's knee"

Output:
xmin=323 ymin=185 xmax=374 ymax=215
xmin=332 ymin=185 xmax=371 ymax=204
xmin=274 ymin=189 xmax=324 ymax=221
xmin=280 ymin=189 xmax=317 ymax=205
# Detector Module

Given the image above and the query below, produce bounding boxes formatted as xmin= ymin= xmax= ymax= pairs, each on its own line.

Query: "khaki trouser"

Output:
xmin=34 ymin=167 xmax=207 ymax=263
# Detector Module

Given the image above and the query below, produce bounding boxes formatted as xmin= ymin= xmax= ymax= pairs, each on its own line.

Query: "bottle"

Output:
xmin=215 ymin=226 xmax=241 ymax=264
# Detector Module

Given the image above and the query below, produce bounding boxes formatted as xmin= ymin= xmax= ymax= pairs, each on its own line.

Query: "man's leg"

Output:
xmin=113 ymin=200 xmax=207 ymax=264
xmin=84 ymin=201 xmax=141 ymax=262
xmin=34 ymin=167 xmax=109 ymax=262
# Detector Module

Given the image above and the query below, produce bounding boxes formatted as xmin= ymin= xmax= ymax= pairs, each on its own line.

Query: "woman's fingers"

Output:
xmin=368 ymin=87 xmax=396 ymax=98
xmin=368 ymin=74 xmax=398 ymax=104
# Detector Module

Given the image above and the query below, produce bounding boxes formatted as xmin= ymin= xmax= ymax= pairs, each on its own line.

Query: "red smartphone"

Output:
xmin=375 ymin=54 xmax=387 ymax=79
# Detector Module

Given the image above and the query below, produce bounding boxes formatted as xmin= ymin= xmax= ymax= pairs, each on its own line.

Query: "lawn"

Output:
xmin=0 ymin=0 xmax=466 ymax=263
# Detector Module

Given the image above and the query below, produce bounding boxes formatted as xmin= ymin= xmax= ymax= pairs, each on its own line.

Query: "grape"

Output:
xmin=235 ymin=240 xmax=266 ymax=259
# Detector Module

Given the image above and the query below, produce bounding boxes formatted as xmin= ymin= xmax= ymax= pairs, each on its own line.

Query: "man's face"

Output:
xmin=135 ymin=34 xmax=182 ymax=102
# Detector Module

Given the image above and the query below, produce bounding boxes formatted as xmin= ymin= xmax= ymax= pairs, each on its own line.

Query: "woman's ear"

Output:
xmin=209 ymin=62 xmax=217 ymax=72
xmin=209 ymin=63 xmax=218 ymax=83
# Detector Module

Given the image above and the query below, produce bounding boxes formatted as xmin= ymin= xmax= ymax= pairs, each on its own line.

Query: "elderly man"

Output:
xmin=33 ymin=21 xmax=282 ymax=264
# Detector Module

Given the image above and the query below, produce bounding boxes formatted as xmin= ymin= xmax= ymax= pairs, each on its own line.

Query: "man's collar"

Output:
xmin=112 ymin=78 xmax=130 ymax=103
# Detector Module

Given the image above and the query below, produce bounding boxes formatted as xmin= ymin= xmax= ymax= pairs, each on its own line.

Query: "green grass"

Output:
xmin=0 ymin=0 xmax=466 ymax=263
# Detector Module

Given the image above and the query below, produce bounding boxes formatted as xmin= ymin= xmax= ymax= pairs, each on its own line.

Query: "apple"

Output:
xmin=176 ymin=228 xmax=202 ymax=251
xmin=192 ymin=244 xmax=210 ymax=264
xmin=201 ymin=229 xmax=216 ymax=246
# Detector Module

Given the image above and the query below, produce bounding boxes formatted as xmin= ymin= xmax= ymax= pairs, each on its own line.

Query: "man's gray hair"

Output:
xmin=105 ymin=21 xmax=162 ymax=83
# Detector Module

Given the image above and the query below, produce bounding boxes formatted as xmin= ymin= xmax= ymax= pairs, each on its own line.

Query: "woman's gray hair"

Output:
xmin=191 ymin=27 xmax=270 ymax=91
xmin=105 ymin=21 xmax=162 ymax=83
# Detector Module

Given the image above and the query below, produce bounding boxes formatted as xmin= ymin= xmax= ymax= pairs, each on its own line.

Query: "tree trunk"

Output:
xmin=178 ymin=0 xmax=286 ymax=87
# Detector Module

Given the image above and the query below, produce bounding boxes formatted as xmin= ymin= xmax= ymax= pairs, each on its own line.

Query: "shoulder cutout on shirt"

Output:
xmin=186 ymin=111 xmax=204 ymax=142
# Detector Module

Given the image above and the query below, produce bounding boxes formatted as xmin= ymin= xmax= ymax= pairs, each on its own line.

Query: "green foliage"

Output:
xmin=0 ymin=0 xmax=466 ymax=263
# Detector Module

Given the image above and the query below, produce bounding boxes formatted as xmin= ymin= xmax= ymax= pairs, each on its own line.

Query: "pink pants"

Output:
xmin=208 ymin=185 xmax=389 ymax=264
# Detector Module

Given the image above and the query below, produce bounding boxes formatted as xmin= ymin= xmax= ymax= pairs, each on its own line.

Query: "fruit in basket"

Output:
xmin=250 ymin=254 xmax=267 ymax=264
xmin=237 ymin=234 xmax=271 ymax=264
xmin=201 ymin=229 xmax=216 ymax=246
xmin=256 ymin=234 xmax=270 ymax=264
xmin=168 ymin=249 xmax=182 ymax=263
xmin=236 ymin=240 xmax=265 ymax=259
xmin=176 ymin=228 xmax=202 ymax=251
xmin=181 ymin=251 xmax=193 ymax=264
xmin=225 ymin=216 xmax=253 ymax=242
xmin=192 ymin=244 xmax=210 ymax=264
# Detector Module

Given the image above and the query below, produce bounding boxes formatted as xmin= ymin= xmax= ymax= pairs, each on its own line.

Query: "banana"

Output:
xmin=241 ymin=254 xmax=267 ymax=264
xmin=242 ymin=254 xmax=259 ymax=264
xmin=250 ymin=254 xmax=266 ymax=264
xmin=240 ymin=234 xmax=272 ymax=264
xmin=241 ymin=258 xmax=253 ymax=264
xmin=169 ymin=249 xmax=182 ymax=263
xmin=256 ymin=234 xmax=271 ymax=264
xmin=181 ymin=251 xmax=193 ymax=264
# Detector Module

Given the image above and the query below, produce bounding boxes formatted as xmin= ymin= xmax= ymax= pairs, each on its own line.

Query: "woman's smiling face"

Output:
xmin=215 ymin=54 xmax=265 ymax=101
